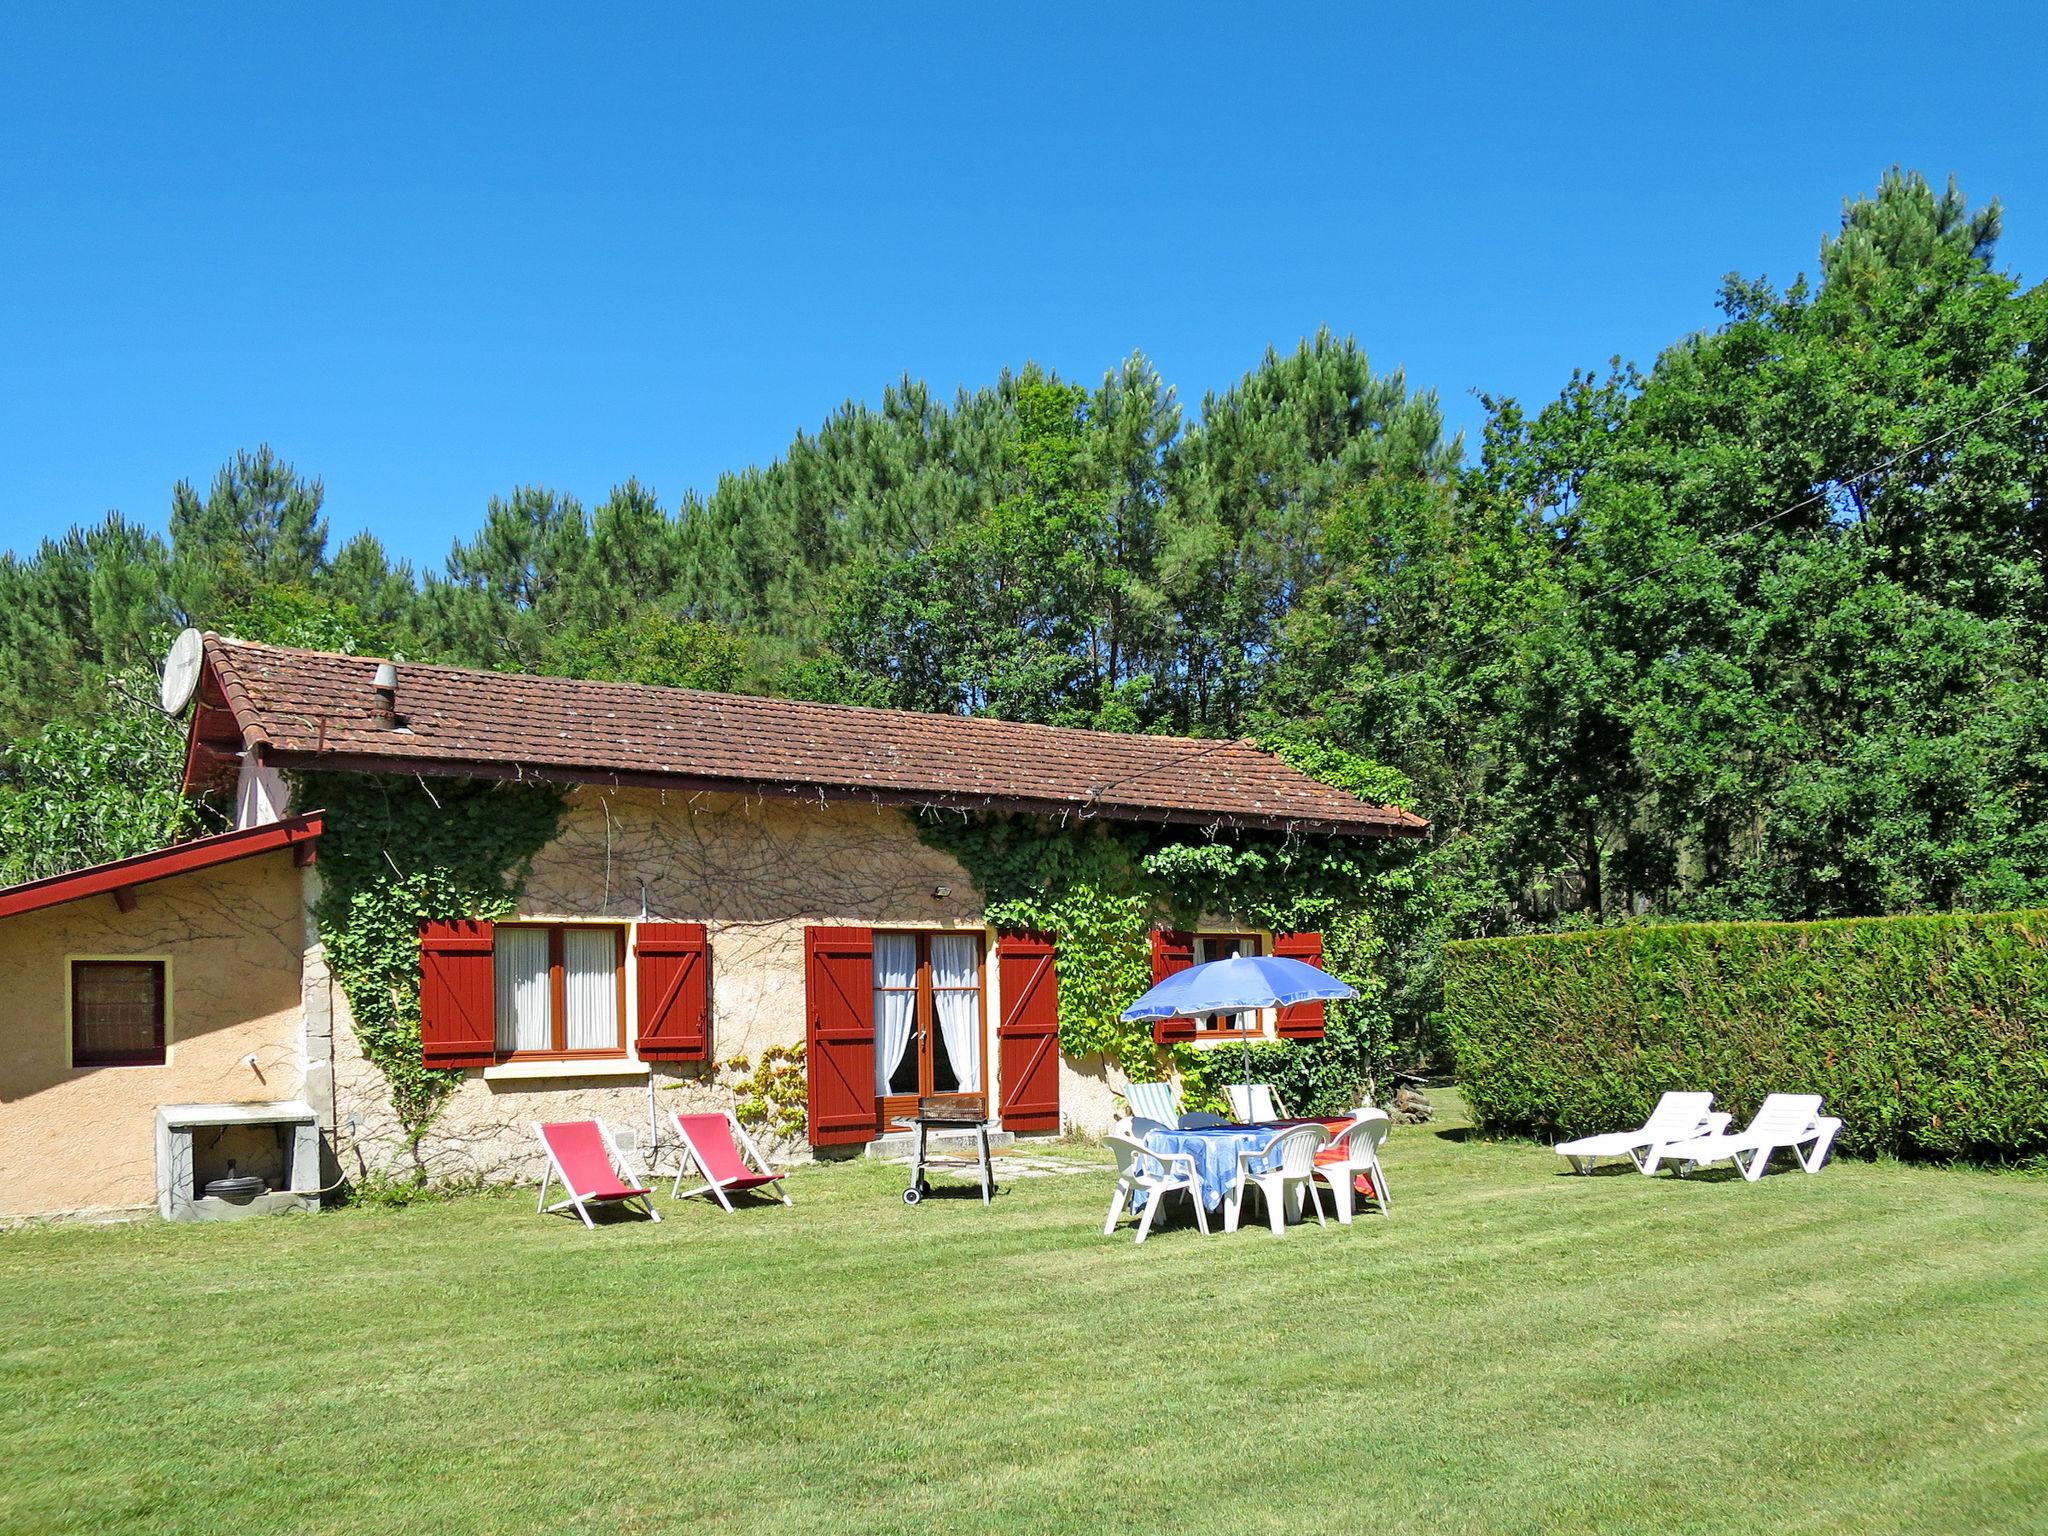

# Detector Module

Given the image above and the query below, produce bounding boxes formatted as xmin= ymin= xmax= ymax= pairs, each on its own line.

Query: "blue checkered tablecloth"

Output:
xmin=1135 ymin=1125 xmax=1282 ymax=1211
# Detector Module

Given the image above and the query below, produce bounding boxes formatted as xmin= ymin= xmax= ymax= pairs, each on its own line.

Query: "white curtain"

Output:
xmin=931 ymin=934 xmax=982 ymax=1093
xmin=494 ymin=927 xmax=551 ymax=1051
xmin=873 ymin=933 xmax=917 ymax=1096
xmin=563 ymin=929 xmax=619 ymax=1050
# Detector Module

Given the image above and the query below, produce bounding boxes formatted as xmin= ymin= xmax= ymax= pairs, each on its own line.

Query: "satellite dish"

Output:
xmin=160 ymin=628 xmax=204 ymax=715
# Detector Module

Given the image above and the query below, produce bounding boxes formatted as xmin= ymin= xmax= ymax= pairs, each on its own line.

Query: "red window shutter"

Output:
xmin=636 ymin=923 xmax=710 ymax=1061
xmin=805 ymin=926 xmax=877 ymax=1146
xmin=1274 ymin=930 xmax=1328 ymax=1039
xmin=419 ymin=919 xmax=496 ymax=1068
xmin=997 ymin=931 xmax=1061 ymax=1134
xmin=1150 ymin=930 xmax=1197 ymax=1043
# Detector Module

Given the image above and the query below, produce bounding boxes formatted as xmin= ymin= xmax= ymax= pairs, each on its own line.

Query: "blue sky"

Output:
xmin=1 ymin=3 xmax=2041 ymax=569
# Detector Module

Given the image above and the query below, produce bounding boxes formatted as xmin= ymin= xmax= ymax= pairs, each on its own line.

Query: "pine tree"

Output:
xmin=167 ymin=446 xmax=329 ymax=623
xmin=1820 ymin=167 xmax=2002 ymax=290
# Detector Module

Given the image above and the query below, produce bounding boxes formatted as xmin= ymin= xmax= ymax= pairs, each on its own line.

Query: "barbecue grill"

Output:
xmin=892 ymin=1093 xmax=996 ymax=1206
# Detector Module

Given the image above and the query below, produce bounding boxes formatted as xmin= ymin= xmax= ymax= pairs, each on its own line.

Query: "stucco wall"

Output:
xmin=332 ymin=787 xmax=1014 ymax=1184
xmin=0 ymin=852 xmax=307 ymax=1218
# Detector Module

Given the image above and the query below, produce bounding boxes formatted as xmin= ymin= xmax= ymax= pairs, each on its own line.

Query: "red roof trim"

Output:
xmin=0 ymin=813 xmax=325 ymax=921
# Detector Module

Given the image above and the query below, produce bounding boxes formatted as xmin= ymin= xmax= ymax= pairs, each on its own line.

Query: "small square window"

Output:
xmin=72 ymin=960 xmax=166 ymax=1067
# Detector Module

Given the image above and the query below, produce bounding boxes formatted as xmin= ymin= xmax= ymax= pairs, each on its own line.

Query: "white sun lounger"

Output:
xmin=1645 ymin=1093 xmax=1842 ymax=1181
xmin=1553 ymin=1091 xmax=1729 ymax=1175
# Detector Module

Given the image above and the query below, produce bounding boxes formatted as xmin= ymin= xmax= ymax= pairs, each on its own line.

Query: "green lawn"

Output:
xmin=4 ymin=1094 xmax=2046 ymax=1536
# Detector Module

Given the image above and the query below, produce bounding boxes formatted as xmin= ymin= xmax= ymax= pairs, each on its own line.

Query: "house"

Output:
xmin=0 ymin=816 xmax=325 ymax=1219
xmin=0 ymin=635 xmax=1425 ymax=1220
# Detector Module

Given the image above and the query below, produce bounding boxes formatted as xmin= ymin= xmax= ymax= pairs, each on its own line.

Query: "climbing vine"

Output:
xmin=916 ymin=738 xmax=1420 ymax=1117
xmin=715 ymin=1045 xmax=810 ymax=1139
xmin=296 ymin=771 xmax=569 ymax=1141
xmin=918 ymin=815 xmax=1162 ymax=1068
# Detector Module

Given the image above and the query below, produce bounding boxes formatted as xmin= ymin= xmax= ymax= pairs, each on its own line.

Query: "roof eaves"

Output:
xmin=203 ymin=633 xmax=280 ymax=751
xmin=0 ymin=813 xmax=325 ymax=921
xmin=262 ymin=747 xmax=1427 ymax=838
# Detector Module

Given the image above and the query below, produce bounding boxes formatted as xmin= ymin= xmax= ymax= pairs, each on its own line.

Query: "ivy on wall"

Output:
xmin=297 ymin=772 xmax=569 ymax=1141
xmin=716 ymin=1045 xmax=809 ymax=1139
xmin=918 ymin=814 xmax=1161 ymax=1066
xmin=918 ymin=738 xmax=1419 ymax=1116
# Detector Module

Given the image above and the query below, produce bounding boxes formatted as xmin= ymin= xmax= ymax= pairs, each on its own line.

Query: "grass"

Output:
xmin=3 ymin=1091 xmax=2046 ymax=1536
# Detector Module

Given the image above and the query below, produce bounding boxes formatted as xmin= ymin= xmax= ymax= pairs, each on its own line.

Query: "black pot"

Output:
xmin=204 ymin=1161 xmax=267 ymax=1200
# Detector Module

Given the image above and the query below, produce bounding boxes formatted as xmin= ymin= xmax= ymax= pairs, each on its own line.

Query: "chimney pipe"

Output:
xmin=371 ymin=661 xmax=398 ymax=727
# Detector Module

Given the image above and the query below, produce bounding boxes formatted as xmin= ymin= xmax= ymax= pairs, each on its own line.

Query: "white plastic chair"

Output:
xmin=1130 ymin=1115 xmax=1168 ymax=1142
xmin=1553 ymin=1092 xmax=1731 ymax=1175
xmin=1223 ymin=1123 xmax=1329 ymax=1236
xmin=1312 ymin=1110 xmax=1392 ymax=1223
xmin=1177 ymin=1110 xmax=1232 ymax=1129
xmin=1647 ymin=1093 xmax=1842 ymax=1181
xmin=1103 ymin=1132 xmax=1209 ymax=1244
xmin=1123 ymin=1080 xmax=1181 ymax=1124
xmin=1225 ymin=1083 xmax=1287 ymax=1123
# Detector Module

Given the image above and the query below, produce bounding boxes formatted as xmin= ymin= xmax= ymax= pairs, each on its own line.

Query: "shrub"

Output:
xmin=1442 ymin=909 xmax=2048 ymax=1161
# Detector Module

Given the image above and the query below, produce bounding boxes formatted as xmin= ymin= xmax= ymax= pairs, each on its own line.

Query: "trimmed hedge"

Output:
xmin=1443 ymin=910 xmax=2048 ymax=1161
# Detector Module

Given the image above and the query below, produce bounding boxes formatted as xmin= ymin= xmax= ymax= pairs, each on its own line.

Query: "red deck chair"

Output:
xmin=534 ymin=1120 xmax=661 ymax=1228
xmin=669 ymin=1111 xmax=792 ymax=1211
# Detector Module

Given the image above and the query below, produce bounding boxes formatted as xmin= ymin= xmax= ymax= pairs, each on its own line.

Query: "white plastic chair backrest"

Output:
xmin=1227 ymin=1084 xmax=1280 ymax=1122
xmin=1179 ymin=1111 xmax=1231 ymax=1129
xmin=1256 ymin=1124 xmax=1328 ymax=1177
xmin=1335 ymin=1111 xmax=1392 ymax=1162
xmin=1131 ymin=1116 xmax=1168 ymax=1142
xmin=1748 ymin=1093 xmax=1823 ymax=1139
xmin=1643 ymin=1091 xmax=1716 ymax=1136
xmin=1125 ymin=1081 xmax=1179 ymax=1124
xmin=1106 ymin=1132 xmax=1166 ymax=1181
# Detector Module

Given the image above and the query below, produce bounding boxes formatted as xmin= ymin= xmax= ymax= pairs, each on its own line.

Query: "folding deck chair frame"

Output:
xmin=669 ymin=1110 xmax=793 ymax=1211
xmin=534 ymin=1119 xmax=661 ymax=1228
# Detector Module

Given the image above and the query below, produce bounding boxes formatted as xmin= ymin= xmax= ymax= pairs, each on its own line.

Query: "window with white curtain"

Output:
xmin=563 ymin=929 xmax=620 ymax=1051
xmin=872 ymin=930 xmax=984 ymax=1100
xmin=1194 ymin=934 xmax=1266 ymax=1035
xmin=495 ymin=927 xmax=552 ymax=1052
xmin=929 ymin=933 xmax=982 ymax=1093
xmin=493 ymin=925 xmax=624 ymax=1056
xmin=873 ymin=932 xmax=919 ymax=1096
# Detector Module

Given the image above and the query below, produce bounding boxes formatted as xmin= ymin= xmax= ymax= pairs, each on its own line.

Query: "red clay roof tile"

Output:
xmin=199 ymin=636 xmax=1427 ymax=839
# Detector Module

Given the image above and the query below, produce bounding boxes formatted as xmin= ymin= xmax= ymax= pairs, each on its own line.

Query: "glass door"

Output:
xmin=873 ymin=931 xmax=985 ymax=1127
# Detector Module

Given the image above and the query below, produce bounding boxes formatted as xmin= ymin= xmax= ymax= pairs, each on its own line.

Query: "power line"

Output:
xmin=1085 ymin=735 xmax=1245 ymax=801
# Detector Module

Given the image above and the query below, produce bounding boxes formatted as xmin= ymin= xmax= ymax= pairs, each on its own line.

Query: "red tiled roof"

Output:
xmin=192 ymin=637 xmax=1427 ymax=839
xmin=0 ymin=813 xmax=324 ymax=921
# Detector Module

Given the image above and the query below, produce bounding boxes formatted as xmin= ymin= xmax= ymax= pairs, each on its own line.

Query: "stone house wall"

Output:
xmin=328 ymin=785 xmax=1017 ymax=1184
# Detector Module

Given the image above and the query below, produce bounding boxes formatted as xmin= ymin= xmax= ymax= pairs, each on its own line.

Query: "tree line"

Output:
xmin=3 ymin=168 xmax=2044 ymax=1045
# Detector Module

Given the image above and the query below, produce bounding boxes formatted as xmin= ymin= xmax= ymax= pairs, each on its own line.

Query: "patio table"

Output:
xmin=1135 ymin=1124 xmax=1285 ymax=1212
xmin=1136 ymin=1119 xmax=1363 ymax=1213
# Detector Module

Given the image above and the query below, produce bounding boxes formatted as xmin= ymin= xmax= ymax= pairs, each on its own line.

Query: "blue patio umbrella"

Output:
xmin=1120 ymin=952 xmax=1356 ymax=1089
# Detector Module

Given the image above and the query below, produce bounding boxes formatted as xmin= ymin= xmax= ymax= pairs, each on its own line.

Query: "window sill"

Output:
xmin=481 ymin=1059 xmax=650 ymax=1082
